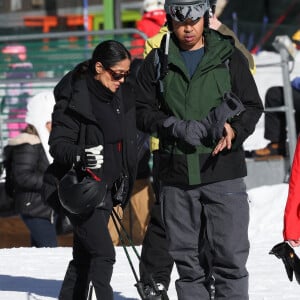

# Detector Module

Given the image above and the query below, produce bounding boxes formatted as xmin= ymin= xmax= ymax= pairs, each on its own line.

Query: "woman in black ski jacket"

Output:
xmin=48 ymin=40 xmax=137 ymax=300
xmin=4 ymin=91 xmax=57 ymax=247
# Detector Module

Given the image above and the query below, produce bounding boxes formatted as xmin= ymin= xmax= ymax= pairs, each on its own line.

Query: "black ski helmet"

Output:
xmin=210 ymin=0 xmax=217 ymax=7
xmin=58 ymin=168 xmax=108 ymax=215
xmin=164 ymin=0 xmax=210 ymax=15
xmin=164 ymin=0 xmax=210 ymax=29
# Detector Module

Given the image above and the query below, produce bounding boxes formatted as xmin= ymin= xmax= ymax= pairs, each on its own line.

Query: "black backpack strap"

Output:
xmin=153 ymin=32 xmax=170 ymax=94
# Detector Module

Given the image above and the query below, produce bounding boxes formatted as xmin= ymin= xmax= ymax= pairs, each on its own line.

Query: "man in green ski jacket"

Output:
xmin=136 ymin=0 xmax=263 ymax=299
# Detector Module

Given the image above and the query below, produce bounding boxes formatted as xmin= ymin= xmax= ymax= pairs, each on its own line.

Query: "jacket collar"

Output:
xmin=68 ymin=73 xmax=98 ymax=123
xmin=168 ymin=29 xmax=234 ymax=75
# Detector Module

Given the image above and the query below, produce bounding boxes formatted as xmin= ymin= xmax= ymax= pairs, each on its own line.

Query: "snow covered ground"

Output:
xmin=0 ymin=50 xmax=300 ymax=299
xmin=1 ymin=184 xmax=300 ymax=299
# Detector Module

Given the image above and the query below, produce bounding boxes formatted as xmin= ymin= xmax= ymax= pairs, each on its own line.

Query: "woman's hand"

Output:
xmin=288 ymin=239 xmax=300 ymax=247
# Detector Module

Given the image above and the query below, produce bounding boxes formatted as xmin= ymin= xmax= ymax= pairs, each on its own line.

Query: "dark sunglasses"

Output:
xmin=106 ymin=67 xmax=129 ymax=81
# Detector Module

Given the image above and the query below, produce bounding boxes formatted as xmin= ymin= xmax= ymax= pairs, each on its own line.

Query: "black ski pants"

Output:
xmin=140 ymin=199 xmax=174 ymax=289
xmin=264 ymin=86 xmax=300 ymax=143
xmin=140 ymin=150 xmax=174 ymax=289
xmin=59 ymin=201 xmax=115 ymax=300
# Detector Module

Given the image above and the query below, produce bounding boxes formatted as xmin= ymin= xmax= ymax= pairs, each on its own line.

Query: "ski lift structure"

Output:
xmin=245 ymin=35 xmax=298 ymax=189
xmin=83 ymin=0 xmax=136 ymax=31
xmin=266 ymin=35 xmax=297 ymax=167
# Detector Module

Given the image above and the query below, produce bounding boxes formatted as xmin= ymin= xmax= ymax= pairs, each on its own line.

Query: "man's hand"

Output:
xmin=163 ymin=92 xmax=243 ymax=147
xmin=206 ymin=92 xmax=245 ymax=141
xmin=212 ymin=123 xmax=236 ymax=156
xmin=163 ymin=116 xmax=208 ymax=146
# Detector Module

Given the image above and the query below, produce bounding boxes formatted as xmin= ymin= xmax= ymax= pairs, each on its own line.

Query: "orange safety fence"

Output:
xmin=24 ymin=15 xmax=94 ymax=42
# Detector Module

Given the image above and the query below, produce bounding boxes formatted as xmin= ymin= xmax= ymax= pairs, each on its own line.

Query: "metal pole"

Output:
xmin=0 ymin=115 xmax=3 ymax=160
xmin=82 ymin=0 xmax=89 ymax=59
xmin=272 ymin=35 xmax=297 ymax=169
xmin=83 ymin=0 xmax=89 ymax=32
xmin=0 ymin=28 xmax=148 ymax=42
xmin=279 ymin=49 xmax=297 ymax=167
xmin=114 ymin=0 xmax=122 ymax=29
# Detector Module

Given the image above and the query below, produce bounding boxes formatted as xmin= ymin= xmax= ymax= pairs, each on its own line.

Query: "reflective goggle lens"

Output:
xmin=169 ymin=4 xmax=207 ymax=23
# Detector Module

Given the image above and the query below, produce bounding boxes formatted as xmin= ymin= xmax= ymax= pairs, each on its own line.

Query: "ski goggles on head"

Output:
xmin=167 ymin=3 xmax=208 ymax=23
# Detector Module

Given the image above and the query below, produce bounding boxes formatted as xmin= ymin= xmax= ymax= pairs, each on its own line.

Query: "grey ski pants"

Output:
xmin=160 ymin=178 xmax=249 ymax=300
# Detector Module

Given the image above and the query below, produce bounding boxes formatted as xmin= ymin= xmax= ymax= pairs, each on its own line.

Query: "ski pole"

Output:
xmin=111 ymin=207 xmax=166 ymax=299
xmin=111 ymin=209 xmax=140 ymax=283
xmin=111 ymin=208 xmax=141 ymax=259
xmin=87 ymin=283 xmax=93 ymax=300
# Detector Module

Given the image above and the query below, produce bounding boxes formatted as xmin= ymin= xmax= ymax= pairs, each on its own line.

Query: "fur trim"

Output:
xmin=7 ymin=132 xmax=41 ymax=146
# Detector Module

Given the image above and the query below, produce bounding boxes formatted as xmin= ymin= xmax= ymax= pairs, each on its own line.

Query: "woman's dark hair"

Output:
xmin=23 ymin=124 xmax=39 ymax=136
xmin=90 ymin=40 xmax=131 ymax=75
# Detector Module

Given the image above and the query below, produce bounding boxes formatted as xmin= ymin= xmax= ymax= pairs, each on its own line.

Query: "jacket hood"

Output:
xmin=25 ymin=91 xmax=55 ymax=163
xmin=54 ymin=67 xmax=99 ymax=124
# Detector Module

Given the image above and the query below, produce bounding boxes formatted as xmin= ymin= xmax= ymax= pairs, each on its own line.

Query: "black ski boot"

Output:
xmin=136 ymin=282 xmax=169 ymax=300
xmin=206 ymin=275 xmax=215 ymax=300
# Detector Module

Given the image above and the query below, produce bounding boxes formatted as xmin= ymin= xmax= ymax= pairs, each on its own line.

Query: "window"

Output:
xmin=31 ymin=0 xmax=44 ymax=8
xmin=11 ymin=0 xmax=22 ymax=11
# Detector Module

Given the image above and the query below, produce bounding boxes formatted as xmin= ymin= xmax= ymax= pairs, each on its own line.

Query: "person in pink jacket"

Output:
xmin=284 ymin=136 xmax=300 ymax=247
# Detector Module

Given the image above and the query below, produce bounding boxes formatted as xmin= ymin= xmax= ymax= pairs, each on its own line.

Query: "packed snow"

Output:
xmin=1 ymin=184 xmax=300 ymax=299
xmin=0 ymin=51 xmax=300 ymax=299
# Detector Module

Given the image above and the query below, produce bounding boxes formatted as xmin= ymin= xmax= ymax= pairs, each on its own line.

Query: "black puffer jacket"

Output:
xmin=49 ymin=61 xmax=138 ymax=208
xmin=5 ymin=133 xmax=53 ymax=219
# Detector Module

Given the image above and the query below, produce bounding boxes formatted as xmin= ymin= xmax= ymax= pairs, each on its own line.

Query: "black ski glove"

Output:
xmin=163 ymin=117 xmax=208 ymax=146
xmin=163 ymin=92 xmax=245 ymax=146
xmin=269 ymin=241 xmax=300 ymax=284
xmin=203 ymin=91 xmax=245 ymax=141
xmin=78 ymin=145 xmax=104 ymax=170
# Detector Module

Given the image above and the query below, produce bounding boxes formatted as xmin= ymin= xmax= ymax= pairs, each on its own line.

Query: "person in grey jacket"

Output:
xmin=4 ymin=91 xmax=57 ymax=247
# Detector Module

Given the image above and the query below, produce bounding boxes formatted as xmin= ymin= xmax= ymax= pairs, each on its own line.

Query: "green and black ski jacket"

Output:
xmin=136 ymin=29 xmax=263 ymax=186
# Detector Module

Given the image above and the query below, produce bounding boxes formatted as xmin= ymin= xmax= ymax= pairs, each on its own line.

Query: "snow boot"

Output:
xmin=136 ymin=282 xmax=169 ymax=300
xmin=206 ymin=275 xmax=215 ymax=300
